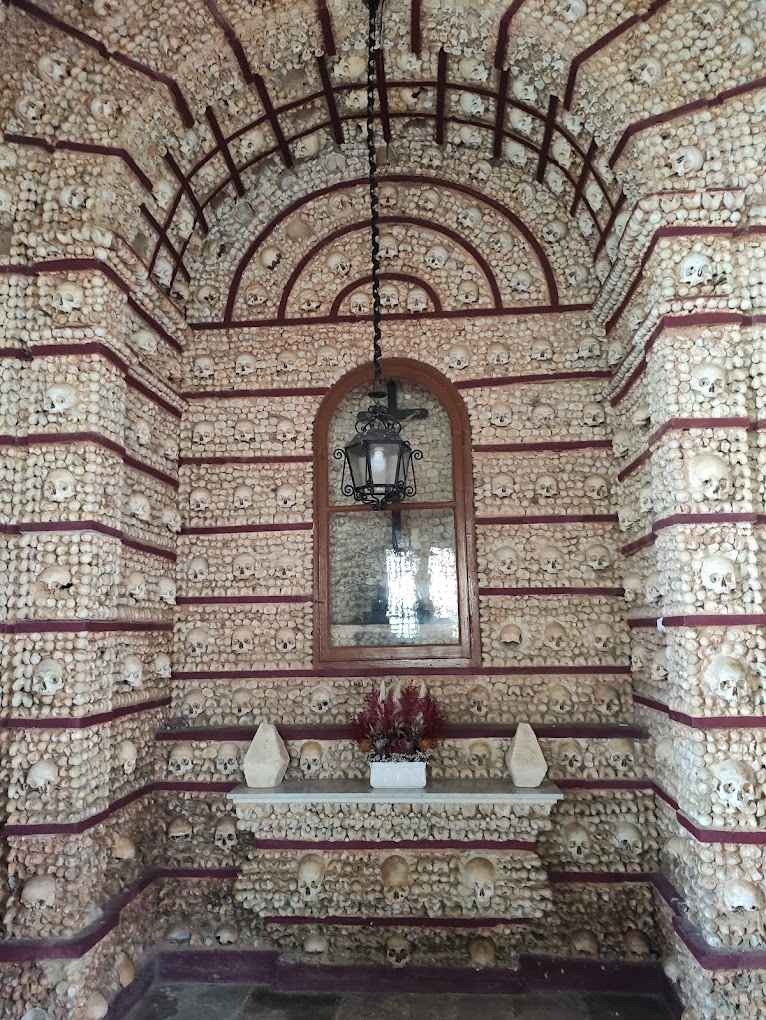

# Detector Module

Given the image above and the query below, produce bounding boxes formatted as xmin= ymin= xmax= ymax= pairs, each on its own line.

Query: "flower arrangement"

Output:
xmin=351 ymin=681 xmax=446 ymax=762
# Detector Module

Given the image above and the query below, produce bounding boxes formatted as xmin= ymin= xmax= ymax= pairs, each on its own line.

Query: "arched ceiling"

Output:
xmin=1 ymin=0 xmax=764 ymax=328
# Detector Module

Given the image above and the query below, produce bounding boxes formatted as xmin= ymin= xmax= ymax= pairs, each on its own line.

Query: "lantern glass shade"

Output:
xmin=342 ymin=426 xmax=415 ymax=507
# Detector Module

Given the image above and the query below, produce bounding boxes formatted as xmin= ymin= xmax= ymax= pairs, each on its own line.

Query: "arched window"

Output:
xmin=314 ymin=357 xmax=479 ymax=669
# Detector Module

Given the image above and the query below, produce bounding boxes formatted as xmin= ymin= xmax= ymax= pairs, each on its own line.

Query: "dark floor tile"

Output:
xmin=583 ymin=993 xmax=675 ymax=1019
xmin=237 ymin=988 xmax=340 ymax=1019
xmin=127 ymin=984 xmax=252 ymax=1020
xmin=125 ymin=988 xmax=182 ymax=1020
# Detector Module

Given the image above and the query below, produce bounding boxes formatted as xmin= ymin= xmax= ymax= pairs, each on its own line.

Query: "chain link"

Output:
xmin=365 ymin=0 xmax=384 ymax=394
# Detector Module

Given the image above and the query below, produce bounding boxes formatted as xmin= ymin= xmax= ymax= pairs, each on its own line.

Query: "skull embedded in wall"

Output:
xmin=157 ymin=577 xmax=176 ymax=606
xmin=38 ymin=564 xmax=72 ymax=594
xmin=543 ymin=621 xmax=567 ymax=652
xmin=720 ymin=879 xmax=765 ymax=918
xmin=651 ymin=648 xmax=669 ymax=684
xmin=380 ymin=184 xmax=398 ymax=209
xmin=645 ymin=573 xmax=664 ymax=606
xmin=499 ymin=622 xmax=522 ymax=647
xmin=186 ymin=626 xmax=211 ymax=656
xmin=54 ymin=281 xmax=84 ymax=315
xmin=468 ymin=685 xmax=490 ymax=718
xmin=570 ymin=930 xmax=599 ymax=957
xmin=671 ymin=145 xmax=705 ymax=177
xmin=563 ymin=821 xmax=591 ymax=859
xmin=275 ymin=627 xmax=297 ymax=653
xmin=630 ymin=56 xmax=663 ymax=86
xmin=121 ymin=655 xmax=144 ymax=689
xmin=608 ymin=739 xmax=635 ymax=773
xmin=489 ymin=402 xmax=512 ymax=428
xmin=532 ymin=403 xmax=555 ymax=427
xmin=244 ymin=283 xmax=267 ymax=309
xmin=180 ymin=690 xmax=205 ymax=720
xmin=234 ymin=418 xmax=255 ymax=444
xmin=504 ymin=140 xmax=528 ymax=167
xmin=167 ymin=818 xmax=192 ymax=841
xmin=162 ymin=509 xmax=182 ymax=533
xmin=709 ymin=759 xmax=757 ymax=813
xmin=494 ymin=543 xmax=515 ymax=575
xmin=487 ymin=342 xmax=509 ymax=367
xmin=624 ymin=929 xmax=651 ymax=960
xmin=468 ymin=936 xmax=496 ymax=970
xmin=21 ymin=875 xmax=56 ymax=910
xmin=542 ymin=220 xmax=567 ymax=245
xmin=189 ymin=488 xmax=211 ymax=513
xmin=381 ymin=855 xmax=410 ymax=905
xmin=214 ymin=818 xmax=238 ymax=852
xmin=549 ymin=684 xmax=574 ymax=716
xmin=32 ymin=656 xmax=64 ymax=697
xmin=27 ymin=760 xmax=59 ymax=797
xmin=467 ymin=740 xmax=492 ymax=774
xmin=688 ymin=452 xmax=732 ymax=502
xmin=595 ymin=685 xmax=620 ymax=718
xmin=700 ymin=554 xmax=738 ymax=596
xmin=557 ymin=740 xmax=584 ymax=772
xmin=299 ymin=741 xmax=323 ymax=778
xmin=584 ymin=543 xmax=611 ymax=571
xmin=509 ymin=270 xmax=532 ymax=295
xmin=232 ymin=688 xmax=252 ymax=717
xmin=690 ymin=361 xmax=727 ymax=402
xmin=311 ymin=686 xmax=333 ymax=715
xmin=457 ymin=205 xmax=483 ymax=231
xmin=590 ymin=623 xmax=614 ymax=654
xmin=276 ymin=484 xmax=298 ymax=510
xmin=447 ymin=344 xmax=470 ymax=371
xmin=126 ymin=492 xmax=151 ymax=522
xmin=297 ymin=854 xmax=325 ymax=902
xmin=231 ymin=626 xmax=254 ymax=654
xmin=458 ymin=280 xmax=480 ymax=305
xmin=492 ymin=473 xmax=513 ymax=498
xmin=406 ymin=287 xmax=429 ymax=313
xmin=233 ymin=552 xmax=256 ymax=580
xmin=678 ymin=253 xmax=713 ymax=287
xmin=584 ymin=474 xmax=609 ymax=501
xmin=379 ymin=233 xmax=399 ymax=260
xmin=216 ymin=746 xmax=239 ymax=775
xmin=535 ymin=474 xmax=558 ymax=499
xmin=117 ymin=740 xmax=138 ymax=776
xmin=44 ymin=467 xmax=76 ymax=504
xmin=235 ymin=353 xmax=258 ymax=377
xmin=260 ymin=246 xmax=281 ymax=270
xmin=424 ymin=245 xmax=449 ymax=270
xmin=614 ymin=820 xmax=643 ymax=858
xmin=43 ymin=382 xmax=78 ymax=416
xmin=233 ymin=485 xmax=253 ymax=510
xmin=350 ymin=292 xmax=371 ymax=315
xmin=537 ymin=542 xmax=564 ymax=574
xmin=169 ymin=743 xmax=194 ymax=776
xmin=380 ymin=283 xmax=400 ymax=309
xmin=132 ymin=329 xmax=158 ymax=355
xmin=703 ymin=654 xmax=749 ymax=704
xmin=463 ymin=857 xmax=495 ymax=911
xmin=112 ymin=834 xmax=137 ymax=861
xmin=385 ymin=933 xmax=411 ymax=968
xmin=189 ymin=557 xmax=209 ymax=582
xmin=275 ymin=418 xmax=297 ymax=444
xmin=193 ymin=357 xmax=214 ymax=382
xmin=530 ymin=339 xmax=553 ymax=362
xmin=215 ymin=925 xmax=238 ymax=946
xmin=582 ymin=402 xmax=605 ymax=427
xmin=153 ymin=653 xmax=172 ymax=679
xmin=300 ymin=288 xmax=321 ymax=313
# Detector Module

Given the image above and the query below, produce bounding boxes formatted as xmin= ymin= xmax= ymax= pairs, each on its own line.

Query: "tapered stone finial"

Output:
xmin=506 ymin=722 xmax=548 ymax=788
xmin=243 ymin=722 xmax=289 ymax=788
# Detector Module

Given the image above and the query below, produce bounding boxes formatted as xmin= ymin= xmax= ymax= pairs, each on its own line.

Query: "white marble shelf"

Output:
xmin=229 ymin=779 xmax=563 ymax=806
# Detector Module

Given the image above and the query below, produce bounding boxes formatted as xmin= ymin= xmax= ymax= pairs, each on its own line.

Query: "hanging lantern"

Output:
xmin=335 ymin=0 xmax=426 ymax=509
xmin=336 ymin=402 xmax=422 ymax=510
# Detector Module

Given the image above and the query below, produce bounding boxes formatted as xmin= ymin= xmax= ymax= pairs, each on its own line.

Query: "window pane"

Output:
xmin=329 ymin=509 xmax=460 ymax=647
xmin=329 ymin=381 xmax=453 ymax=505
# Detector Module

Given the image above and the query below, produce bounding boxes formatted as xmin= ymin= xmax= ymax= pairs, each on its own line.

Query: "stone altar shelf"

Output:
xmin=229 ymin=779 xmax=563 ymax=806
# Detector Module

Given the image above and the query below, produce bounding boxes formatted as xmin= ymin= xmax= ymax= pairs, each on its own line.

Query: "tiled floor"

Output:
xmin=125 ymin=985 xmax=677 ymax=1019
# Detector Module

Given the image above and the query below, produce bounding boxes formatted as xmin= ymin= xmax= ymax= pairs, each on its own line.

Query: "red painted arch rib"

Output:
xmin=225 ymin=174 xmax=558 ymax=321
xmin=277 ymin=215 xmax=503 ymax=319
xmin=330 ymin=272 xmax=442 ymax=316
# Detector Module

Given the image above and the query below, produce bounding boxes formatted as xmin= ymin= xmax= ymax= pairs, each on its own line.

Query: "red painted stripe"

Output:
xmin=2 ymin=519 xmax=176 ymax=562
xmin=479 ymin=587 xmax=623 ymax=597
xmin=617 ymin=417 xmax=753 ymax=481
xmin=435 ymin=50 xmax=448 ymax=144
xmin=330 ymin=272 xmax=442 ymax=316
xmin=204 ymin=0 xmax=254 ymax=80
xmin=536 ymin=95 xmax=558 ymax=184
xmin=315 ymin=0 xmax=336 ymax=55
xmin=0 ymin=697 xmax=170 ymax=731
xmin=179 ymin=454 xmax=312 ymax=466
xmin=172 ymin=664 xmax=631 ymax=680
xmin=254 ymin=838 xmax=537 ymax=851
xmin=264 ymin=915 xmax=532 ymax=928
xmin=570 ymin=139 xmax=597 ymax=216
xmin=183 ymin=386 xmax=326 ymax=400
xmin=476 ymin=514 xmax=618 ymax=526
xmin=410 ymin=0 xmax=422 ymax=54
xmin=629 ymin=614 xmax=766 ymax=629
xmin=474 ymin=439 xmax=611 ymax=453
xmin=254 ymin=76 xmax=293 ymax=168
xmin=493 ymin=69 xmax=510 ymax=159
xmin=206 ymin=105 xmax=245 ymax=196
xmin=176 ymin=595 xmax=312 ymax=606
xmin=156 ymin=723 xmax=644 ymax=741
xmin=634 ymin=694 xmax=766 ymax=730
xmin=0 ymin=620 xmax=172 ymax=635
xmin=494 ymin=0 xmax=527 ymax=69
xmin=317 ymin=57 xmax=344 ymax=144
xmin=3 ymin=132 xmax=153 ymax=192
xmin=164 ymin=150 xmax=208 ymax=234
xmin=457 ymin=370 xmax=612 ymax=390
xmin=181 ymin=522 xmax=313 ymax=535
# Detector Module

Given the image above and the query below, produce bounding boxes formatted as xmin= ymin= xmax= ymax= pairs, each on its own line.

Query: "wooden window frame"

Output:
xmin=313 ymin=357 xmax=480 ymax=670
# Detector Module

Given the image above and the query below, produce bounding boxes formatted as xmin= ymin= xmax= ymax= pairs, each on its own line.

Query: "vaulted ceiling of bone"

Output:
xmin=2 ymin=0 xmax=763 ymax=329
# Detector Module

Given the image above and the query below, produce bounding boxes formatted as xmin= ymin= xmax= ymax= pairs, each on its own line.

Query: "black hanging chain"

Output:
xmin=365 ymin=0 xmax=385 ymax=397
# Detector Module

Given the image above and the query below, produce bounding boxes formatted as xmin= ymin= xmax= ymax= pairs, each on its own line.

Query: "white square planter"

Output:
xmin=369 ymin=760 xmax=427 ymax=789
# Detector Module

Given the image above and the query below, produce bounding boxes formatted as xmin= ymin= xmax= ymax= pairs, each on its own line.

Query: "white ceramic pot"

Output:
xmin=369 ymin=760 xmax=427 ymax=789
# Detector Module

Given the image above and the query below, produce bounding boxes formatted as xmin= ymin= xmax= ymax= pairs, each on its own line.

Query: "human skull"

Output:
xmin=38 ymin=564 xmax=72 ymax=593
xmin=562 ymin=0 xmax=587 ymax=20
xmin=232 ymin=688 xmax=252 ymax=717
xmin=406 ymin=287 xmax=429 ymax=313
xmin=690 ymin=361 xmax=727 ymax=401
xmin=590 ymin=623 xmax=614 ymax=653
xmin=542 ymin=220 xmax=567 ymax=244
xmin=231 ymin=626 xmax=254 ymax=653
xmin=43 ymin=382 xmax=78 ymax=415
xmin=593 ymin=684 xmax=620 ymax=717
xmin=608 ymin=738 xmax=634 ymax=772
xmin=571 ymin=930 xmax=599 ymax=956
xmin=701 ymin=554 xmax=738 ymax=595
xmin=233 ymin=552 xmax=255 ymax=580
xmin=189 ymin=488 xmax=211 ymax=513
xmin=161 ymin=509 xmax=182 ymax=533
xmin=564 ymin=822 xmax=590 ymax=858
xmin=112 ymin=834 xmax=137 ymax=861
xmin=509 ymin=270 xmax=532 ymax=294
xmin=234 ymin=418 xmax=255 ymax=444
xmin=386 ymin=934 xmax=411 ymax=967
xmin=260 ymin=246 xmax=281 ymax=270
xmin=117 ymin=740 xmax=138 ymax=776
xmin=584 ymin=474 xmax=608 ymax=500
xmin=180 ymin=690 xmax=205 ymax=720
xmin=549 ymin=684 xmax=573 ymax=715
xmin=216 ymin=746 xmax=239 ymax=775
xmin=468 ymin=685 xmax=489 ymax=717
xmin=379 ymin=283 xmax=400 ymax=309
xmin=651 ymin=648 xmax=669 ymax=683
xmin=215 ymin=925 xmax=238 ymax=946
xmin=493 ymin=473 xmax=513 ymax=498
xmin=557 ymin=740 xmax=584 ymax=772
xmin=169 ymin=743 xmax=194 ymax=776
xmin=538 ymin=542 xmax=564 ymax=573
xmin=468 ymin=740 xmax=492 ymax=773
xmin=21 ymin=876 xmax=56 ymax=910
xmin=615 ymin=821 xmax=643 ymax=857
xmin=153 ymin=653 xmax=172 ymax=679
xmin=468 ymin=936 xmax=496 ymax=970
xmin=193 ymin=357 xmax=214 ymax=381
xmin=350 ymin=291 xmax=370 ymax=315
xmin=214 ymin=818 xmax=238 ymax=852
xmin=489 ymin=402 xmax=512 ymax=428
xmin=631 ymin=56 xmax=663 ymax=86
xmin=487 ymin=342 xmax=509 ymax=366
xmin=457 ymin=205 xmax=483 ymax=230
xmin=297 ymin=854 xmax=325 ymax=901
xmin=458 ymin=280 xmax=480 ymax=305
xmin=582 ymin=402 xmax=605 ymax=427
xmin=380 ymin=855 xmax=410 ymax=905
xmin=27 ymin=760 xmax=58 ymax=796
xmin=530 ymin=339 xmax=553 ymax=362
xmin=464 ymin=857 xmax=495 ymax=910
xmin=447 ymin=344 xmax=470 ymax=371
xmin=275 ymin=627 xmax=297 ymax=653
xmin=679 ymin=253 xmax=713 ymax=286
xmin=299 ymin=741 xmax=323 ymax=778
xmin=121 ymin=655 xmax=143 ymax=689
xmin=584 ymin=543 xmax=611 ymax=571
xmin=721 ymin=879 xmax=764 ymax=915
xmin=186 ymin=626 xmax=211 ymax=656
xmin=54 ymin=282 xmax=84 ymax=315
xmin=276 ymin=484 xmax=297 ymax=509
xmin=535 ymin=474 xmax=558 ymax=499
xmin=301 ymin=685 xmax=328 ymax=718
xmin=235 ymin=353 xmax=257 ymax=377
xmin=495 ymin=543 xmax=515 ymax=574
xmin=233 ymin=484 xmax=253 ymax=510
xmin=244 ymin=283 xmax=267 ymax=309
xmin=499 ymin=622 xmax=522 ymax=646
xmin=425 ymin=245 xmax=449 ymax=270
xmin=624 ymin=930 xmax=651 ymax=960
xmin=688 ymin=452 xmax=732 ymax=501
xmin=126 ymin=491 xmax=151 ymax=522
xmin=157 ymin=577 xmax=176 ymax=606
xmin=710 ymin=759 xmax=757 ymax=813
xmin=167 ymin=818 xmax=192 ymax=841
xmin=532 ymin=403 xmax=555 ymax=426
xmin=299 ymin=288 xmax=320 ymax=312
xmin=132 ymin=329 xmax=158 ymax=355
xmin=703 ymin=654 xmax=748 ymax=704
xmin=189 ymin=557 xmax=209 ymax=582
xmin=671 ymin=145 xmax=705 ymax=176
xmin=379 ymin=233 xmax=399 ymax=260
xmin=543 ymin=621 xmax=567 ymax=651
